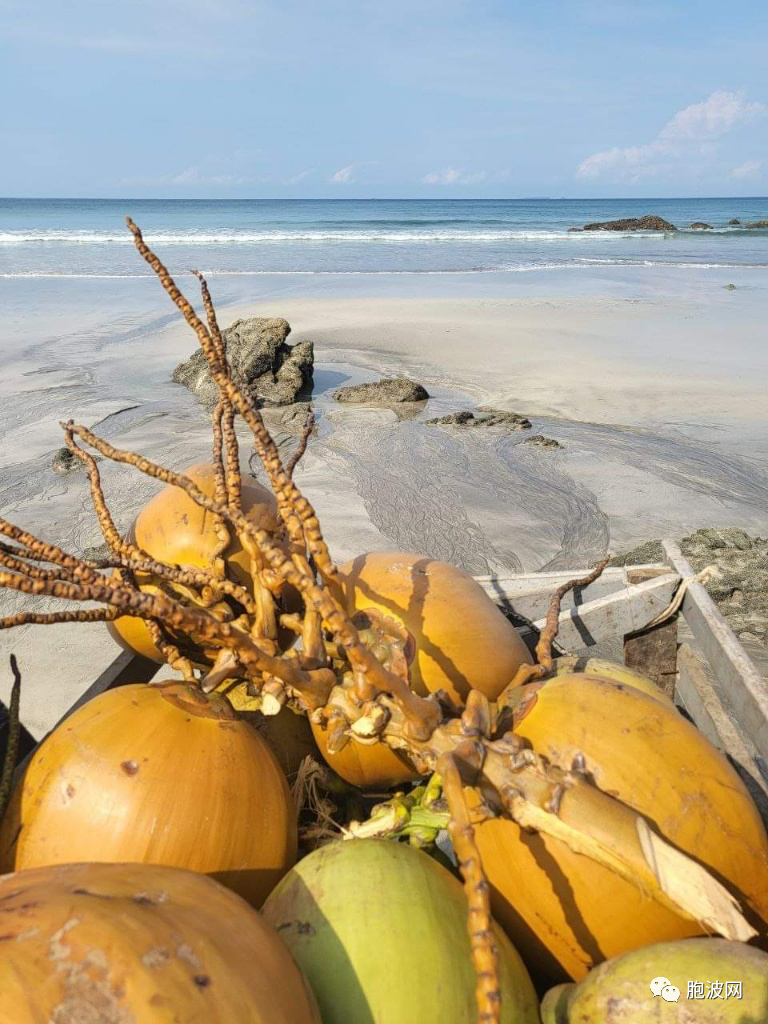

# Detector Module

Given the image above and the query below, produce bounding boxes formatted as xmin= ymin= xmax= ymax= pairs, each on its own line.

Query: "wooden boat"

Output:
xmin=3 ymin=537 xmax=767 ymax=824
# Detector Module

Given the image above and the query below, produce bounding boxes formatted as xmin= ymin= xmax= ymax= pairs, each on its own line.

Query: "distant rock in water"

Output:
xmin=173 ymin=317 xmax=314 ymax=409
xmin=333 ymin=378 xmax=429 ymax=404
xmin=579 ymin=215 xmax=678 ymax=232
xmin=745 ymin=220 xmax=768 ymax=229
xmin=689 ymin=222 xmax=712 ymax=230
xmin=724 ymin=283 xmax=737 ymax=291
xmin=427 ymin=407 xmax=532 ymax=431
xmin=729 ymin=218 xmax=741 ymax=225
xmin=522 ymin=434 xmax=563 ymax=449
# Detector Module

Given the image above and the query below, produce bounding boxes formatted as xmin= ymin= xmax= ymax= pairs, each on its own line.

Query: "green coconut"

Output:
xmin=540 ymin=938 xmax=768 ymax=1022
xmin=539 ymin=984 xmax=573 ymax=1024
xmin=262 ymin=838 xmax=540 ymax=1024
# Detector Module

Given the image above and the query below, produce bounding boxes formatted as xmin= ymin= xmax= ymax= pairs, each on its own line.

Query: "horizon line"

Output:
xmin=1 ymin=195 xmax=767 ymax=203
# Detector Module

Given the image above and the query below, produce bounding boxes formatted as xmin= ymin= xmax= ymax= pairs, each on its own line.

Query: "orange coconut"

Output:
xmin=476 ymin=674 xmax=768 ymax=987
xmin=550 ymin=655 xmax=677 ymax=710
xmin=0 ymin=861 xmax=320 ymax=1024
xmin=340 ymin=552 xmax=532 ymax=702
xmin=310 ymin=723 xmax=421 ymax=790
xmin=107 ymin=462 xmax=283 ymax=662
xmin=0 ymin=681 xmax=297 ymax=906
xmin=311 ymin=551 xmax=533 ymax=788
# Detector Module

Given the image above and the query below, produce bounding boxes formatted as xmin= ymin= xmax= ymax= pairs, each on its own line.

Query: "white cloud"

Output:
xmin=171 ymin=166 xmax=261 ymax=186
xmin=577 ymin=91 xmax=766 ymax=181
xmin=331 ymin=165 xmax=356 ymax=184
xmin=284 ymin=169 xmax=314 ymax=184
xmin=659 ymin=92 xmax=765 ymax=142
xmin=731 ymin=159 xmax=762 ymax=180
xmin=422 ymin=167 xmax=488 ymax=185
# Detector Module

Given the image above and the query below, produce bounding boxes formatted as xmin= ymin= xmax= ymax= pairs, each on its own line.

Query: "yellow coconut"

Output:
xmin=339 ymin=551 xmax=532 ymax=702
xmin=551 ymin=655 xmax=676 ymax=710
xmin=107 ymin=462 xmax=284 ymax=662
xmin=0 ymin=861 xmax=320 ymax=1024
xmin=0 ymin=681 xmax=297 ymax=906
xmin=476 ymin=674 xmax=768 ymax=987
xmin=312 ymin=551 xmax=532 ymax=788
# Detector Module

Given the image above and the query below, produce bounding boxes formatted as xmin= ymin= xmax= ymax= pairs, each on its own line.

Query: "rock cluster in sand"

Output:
xmin=613 ymin=528 xmax=768 ymax=651
xmin=681 ymin=528 xmax=768 ymax=646
xmin=427 ymin=408 xmax=532 ymax=431
xmin=173 ymin=317 xmax=314 ymax=409
xmin=523 ymin=434 xmax=562 ymax=449
xmin=333 ymin=378 xmax=429 ymax=404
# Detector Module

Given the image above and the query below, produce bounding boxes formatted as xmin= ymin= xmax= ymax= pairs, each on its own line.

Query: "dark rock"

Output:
xmin=609 ymin=540 xmax=664 ymax=567
xmin=427 ymin=407 xmax=532 ymax=431
xmin=689 ymin=222 xmax=712 ymax=230
xmin=333 ymin=378 xmax=429 ymax=404
xmin=728 ymin=218 xmax=741 ymax=225
xmin=427 ymin=411 xmax=478 ymax=426
xmin=522 ymin=434 xmax=563 ymax=449
xmin=724 ymin=283 xmax=737 ymax=291
xmin=581 ymin=215 xmax=677 ymax=232
xmin=51 ymin=447 xmax=82 ymax=475
xmin=745 ymin=220 xmax=768 ymax=229
xmin=173 ymin=317 xmax=314 ymax=409
xmin=567 ymin=227 xmax=583 ymax=232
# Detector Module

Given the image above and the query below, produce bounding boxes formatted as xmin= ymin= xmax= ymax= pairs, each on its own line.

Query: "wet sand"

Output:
xmin=2 ymin=290 xmax=767 ymax=735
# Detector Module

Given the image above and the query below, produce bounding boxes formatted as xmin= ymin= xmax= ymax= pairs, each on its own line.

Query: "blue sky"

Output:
xmin=1 ymin=0 xmax=766 ymax=198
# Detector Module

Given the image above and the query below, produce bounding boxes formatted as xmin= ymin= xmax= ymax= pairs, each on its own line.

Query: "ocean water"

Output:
xmin=1 ymin=197 xmax=767 ymax=278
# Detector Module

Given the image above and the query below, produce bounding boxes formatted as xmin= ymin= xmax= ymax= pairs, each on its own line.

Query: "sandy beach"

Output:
xmin=2 ymin=279 xmax=768 ymax=735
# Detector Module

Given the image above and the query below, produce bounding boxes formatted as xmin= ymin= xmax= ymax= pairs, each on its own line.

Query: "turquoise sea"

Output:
xmin=1 ymin=197 xmax=767 ymax=278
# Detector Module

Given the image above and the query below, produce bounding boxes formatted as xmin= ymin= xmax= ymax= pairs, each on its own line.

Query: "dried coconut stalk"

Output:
xmin=67 ymin=421 xmax=440 ymax=738
xmin=500 ymin=763 xmax=757 ymax=943
xmin=0 ymin=567 xmax=335 ymax=707
xmin=61 ymin=425 xmax=259 ymax=618
xmin=497 ymin=556 xmax=610 ymax=700
xmin=128 ymin=221 xmax=309 ymax=552
xmin=145 ymin=619 xmax=197 ymax=683
xmin=1 ymin=609 xmax=118 ymax=629
xmin=286 ymin=409 xmax=315 ymax=479
xmin=440 ymin=751 xmax=501 ymax=1024
xmin=208 ymin=401 xmax=232 ymax=575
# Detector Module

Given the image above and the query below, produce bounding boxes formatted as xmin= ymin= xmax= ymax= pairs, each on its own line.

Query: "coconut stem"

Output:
xmin=286 ymin=408 xmax=315 ymax=479
xmin=496 ymin=557 xmax=610 ymax=700
xmin=440 ymin=752 xmax=501 ymax=1024
xmin=59 ymin=425 xmax=260 ymax=619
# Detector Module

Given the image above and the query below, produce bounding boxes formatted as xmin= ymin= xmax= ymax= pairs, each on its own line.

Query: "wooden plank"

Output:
xmin=676 ymin=642 xmax=768 ymax=823
xmin=663 ymin=539 xmax=768 ymax=761
xmin=13 ymin=650 xmax=161 ymax=777
xmin=58 ymin=650 xmax=160 ymax=723
xmin=531 ymin=573 xmax=680 ymax=651
xmin=624 ymin=617 xmax=679 ymax=696
xmin=476 ymin=566 xmax=629 ymax=622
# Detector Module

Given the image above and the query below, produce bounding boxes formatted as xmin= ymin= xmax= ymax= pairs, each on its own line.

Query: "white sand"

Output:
xmin=2 ymin=290 xmax=767 ymax=735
